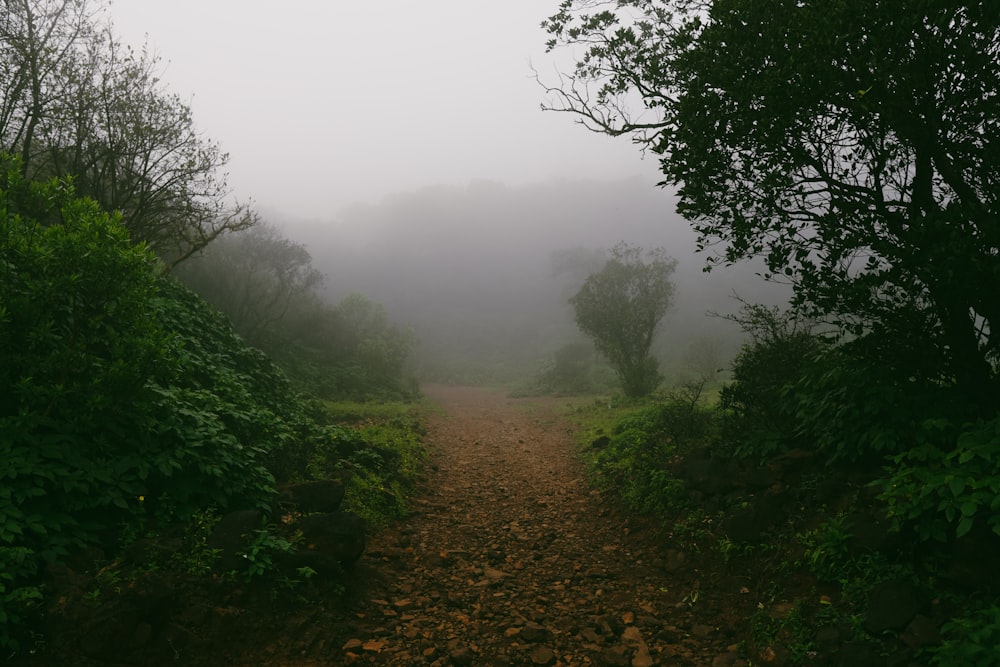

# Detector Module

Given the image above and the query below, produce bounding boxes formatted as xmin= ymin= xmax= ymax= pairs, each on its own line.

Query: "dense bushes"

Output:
xmin=716 ymin=303 xmax=825 ymax=460
xmin=581 ymin=384 xmax=716 ymax=516
xmin=0 ymin=164 xmax=305 ymax=649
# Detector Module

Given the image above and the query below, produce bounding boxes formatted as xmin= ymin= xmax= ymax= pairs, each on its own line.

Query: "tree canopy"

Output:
xmin=571 ymin=242 xmax=676 ymax=397
xmin=0 ymin=0 xmax=254 ymax=266
xmin=542 ymin=0 xmax=1000 ymax=406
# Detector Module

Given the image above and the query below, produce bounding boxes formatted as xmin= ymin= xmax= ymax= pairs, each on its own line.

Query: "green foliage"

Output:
xmin=238 ymin=527 xmax=298 ymax=581
xmin=514 ymin=341 xmax=617 ymax=397
xmin=2 ymin=1 xmax=254 ymax=265
xmin=750 ymin=603 xmax=816 ymax=664
xmin=930 ymin=604 xmax=1000 ymax=667
xmin=305 ymin=403 xmax=427 ymax=528
xmin=171 ymin=508 xmax=222 ymax=576
xmin=878 ymin=418 xmax=1000 ymax=542
xmin=0 ymin=161 xmax=322 ymax=651
xmin=0 ymin=548 xmax=42 ymax=653
xmin=570 ymin=243 xmax=677 ymax=398
xmin=796 ymin=516 xmax=852 ymax=583
xmin=783 ymin=346 xmax=958 ymax=464
xmin=249 ymin=292 xmax=419 ymax=402
xmin=577 ymin=388 xmax=717 ymax=518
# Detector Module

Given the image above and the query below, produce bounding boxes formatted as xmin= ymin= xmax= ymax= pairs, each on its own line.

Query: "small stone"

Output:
xmin=362 ymin=639 xmax=386 ymax=652
xmin=520 ymin=623 xmax=550 ymax=643
xmin=342 ymin=639 xmax=363 ymax=651
xmin=450 ymin=645 xmax=474 ymax=666
xmin=598 ymin=646 xmax=631 ymax=667
xmin=530 ymin=645 xmax=557 ymax=665
xmin=712 ymin=652 xmax=739 ymax=667
xmin=691 ymin=624 xmax=714 ymax=638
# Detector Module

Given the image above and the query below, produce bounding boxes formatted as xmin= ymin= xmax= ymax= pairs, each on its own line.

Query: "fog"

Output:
xmin=109 ymin=0 xmax=655 ymax=217
xmin=290 ymin=178 xmax=790 ymax=382
xmin=108 ymin=2 xmax=792 ymax=383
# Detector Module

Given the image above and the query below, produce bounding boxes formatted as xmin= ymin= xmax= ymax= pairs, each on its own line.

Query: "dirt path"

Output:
xmin=321 ymin=385 xmax=739 ymax=666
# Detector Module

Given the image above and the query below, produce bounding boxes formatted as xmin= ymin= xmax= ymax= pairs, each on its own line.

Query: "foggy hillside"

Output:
xmin=292 ymin=178 xmax=791 ymax=381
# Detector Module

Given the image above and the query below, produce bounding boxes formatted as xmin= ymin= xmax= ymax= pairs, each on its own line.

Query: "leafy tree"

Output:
xmin=1 ymin=0 xmax=255 ymax=266
xmin=326 ymin=293 xmax=418 ymax=398
xmin=175 ymin=222 xmax=324 ymax=344
xmin=570 ymin=242 xmax=676 ymax=397
xmin=541 ymin=0 xmax=1000 ymax=407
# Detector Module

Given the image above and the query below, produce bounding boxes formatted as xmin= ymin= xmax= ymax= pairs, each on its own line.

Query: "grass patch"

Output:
xmin=309 ymin=400 xmax=428 ymax=528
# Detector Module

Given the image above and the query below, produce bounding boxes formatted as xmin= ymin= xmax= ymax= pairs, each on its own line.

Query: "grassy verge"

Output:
xmin=312 ymin=400 xmax=429 ymax=528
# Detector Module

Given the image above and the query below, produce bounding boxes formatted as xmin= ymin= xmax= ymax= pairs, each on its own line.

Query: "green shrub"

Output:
xmin=930 ymin=604 xmax=1000 ymax=666
xmin=878 ymin=417 xmax=1000 ymax=541
xmin=718 ymin=303 xmax=825 ymax=461
xmin=584 ymin=390 xmax=715 ymax=518
xmin=0 ymin=160 xmax=309 ymax=650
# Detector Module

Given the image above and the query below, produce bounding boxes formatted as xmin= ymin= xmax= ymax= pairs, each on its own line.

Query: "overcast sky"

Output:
xmin=109 ymin=1 xmax=660 ymax=221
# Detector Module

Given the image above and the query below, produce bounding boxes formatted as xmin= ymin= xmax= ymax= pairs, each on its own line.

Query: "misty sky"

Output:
xmin=109 ymin=1 xmax=660 ymax=220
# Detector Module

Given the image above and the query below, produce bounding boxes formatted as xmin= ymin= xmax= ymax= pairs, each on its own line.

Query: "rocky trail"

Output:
xmin=306 ymin=385 xmax=745 ymax=667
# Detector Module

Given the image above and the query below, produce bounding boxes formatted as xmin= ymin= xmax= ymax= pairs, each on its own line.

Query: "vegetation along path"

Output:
xmin=293 ymin=385 xmax=741 ymax=666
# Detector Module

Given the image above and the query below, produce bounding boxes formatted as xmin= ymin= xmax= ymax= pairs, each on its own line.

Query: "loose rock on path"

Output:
xmin=326 ymin=385 xmax=742 ymax=666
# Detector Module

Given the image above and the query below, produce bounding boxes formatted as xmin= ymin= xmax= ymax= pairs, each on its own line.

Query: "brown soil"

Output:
xmin=20 ymin=384 xmax=752 ymax=666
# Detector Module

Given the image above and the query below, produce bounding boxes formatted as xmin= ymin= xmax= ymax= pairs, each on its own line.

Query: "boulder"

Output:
xmin=864 ymin=580 xmax=921 ymax=634
xmin=207 ymin=509 xmax=263 ymax=572
xmin=295 ymin=511 xmax=366 ymax=568
xmin=282 ymin=479 xmax=346 ymax=514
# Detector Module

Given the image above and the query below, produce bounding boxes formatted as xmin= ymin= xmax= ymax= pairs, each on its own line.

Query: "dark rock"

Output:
xmin=520 ymin=622 xmax=550 ymax=643
xmin=900 ymin=615 xmax=940 ymax=649
xmin=80 ymin=609 xmax=139 ymax=660
xmin=946 ymin=525 xmax=1000 ymax=592
xmin=741 ymin=465 xmax=776 ymax=492
xmin=845 ymin=511 xmax=890 ymax=552
xmin=814 ymin=625 xmax=842 ymax=652
xmin=767 ymin=448 xmax=814 ymax=472
xmin=865 ymin=580 xmax=921 ymax=633
xmin=296 ymin=510 xmax=367 ymax=567
xmin=591 ymin=435 xmax=611 ymax=449
xmin=836 ymin=641 xmax=883 ymax=667
xmin=207 ymin=509 xmax=263 ymax=572
xmin=449 ymin=645 xmax=475 ymax=665
xmin=677 ymin=455 xmax=740 ymax=496
xmin=529 ymin=645 xmax=556 ymax=665
xmin=282 ymin=479 xmax=345 ymax=514
xmin=597 ymin=646 xmax=631 ymax=667
xmin=723 ymin=492 xmax=786 ymax=543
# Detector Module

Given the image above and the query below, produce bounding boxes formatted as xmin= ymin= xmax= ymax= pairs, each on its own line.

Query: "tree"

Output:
xmin=541 ymin=0 xmax=1000 ymax=407
xmin=570 ymin=242 xmax=676 ymax=397
xmin=174 ymin=222 xmax=324 ymax=344
xmin=1 ymin=0 xmax=255 ymax=266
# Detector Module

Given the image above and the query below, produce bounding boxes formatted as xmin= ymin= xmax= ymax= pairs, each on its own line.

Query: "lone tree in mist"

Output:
xmin=571 ymin=243 xmax=677 ymax=397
